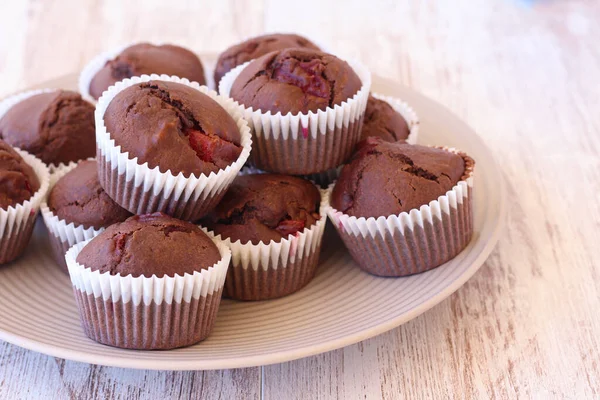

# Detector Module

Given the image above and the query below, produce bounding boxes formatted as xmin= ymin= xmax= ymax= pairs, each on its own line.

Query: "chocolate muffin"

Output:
xmin=103 ymin=80 xmax=243 ymax=177
xmin=0 ymin=139 xmax=40 ymax=210
xmin=214 ymin=33 xmax=320 ymax=86
xmin=201 ymin=174 xmax=321 ymax=245
xmin=76 ymin=213 xmax=221 ymax=278
xmin=229 ymin=48 xmax=362 ymax=115
xmin=0 ymin=91 xmax=96 ymax=166
xmin=48 ymin=160 xmax=131 ymax=229
xmin=331 ymin=138 xmax=467 ymax=218
xmin=361 ymin=95 xmax=410 ymax=142
xmin=89 ymin=43 xmax=206 ymax=99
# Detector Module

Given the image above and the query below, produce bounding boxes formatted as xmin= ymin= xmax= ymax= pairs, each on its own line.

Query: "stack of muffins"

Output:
xmin=0 ymin=33 xmax=474 ymax=350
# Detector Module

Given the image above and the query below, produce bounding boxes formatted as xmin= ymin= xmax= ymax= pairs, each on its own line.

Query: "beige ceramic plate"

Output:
xmin=0 ymin=64 xmax=505 ymax=370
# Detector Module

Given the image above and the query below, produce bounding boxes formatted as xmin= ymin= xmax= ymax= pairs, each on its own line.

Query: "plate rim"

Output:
xmin=0 ymin=73 xmax=506 ymax=370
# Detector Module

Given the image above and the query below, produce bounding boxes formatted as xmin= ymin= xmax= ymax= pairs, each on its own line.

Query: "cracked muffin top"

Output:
xmin=229 ymin=48 xmax=362 ymax=115
xmin=200 ymin=174 xmax=321 ymax=245
xmin=0 ymin=90 xmax=96 ymax=166
xmin=48 ymin=160 xmax=131 ymax=229
xmin=331 ymin=138 xmax=470 ymax=218
xmin=103 ymin=80 xmax=243 ymax=177
xmin=89 ymin=43 xmax=206 ymax=100
xmin=361 ymin=95 xmax=410 ymax=142
xmin=76 ymin=213 xmax=221 ymax=277
xmin=214 ymin=33 xmax=320 ymax=87
xmin=0 ymin=139 xmax=40 ymax=210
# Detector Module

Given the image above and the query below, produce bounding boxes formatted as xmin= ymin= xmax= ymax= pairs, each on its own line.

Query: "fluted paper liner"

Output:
xmin=0 ymin=149 xmax=50 ymax=264
xmin=200 ymin=188 xmax=327 ymax=301
xmin=219 ymin=59 xmax=371 ymax=175
xmin=41 ymin=158 xmax=103 ymax=273
xmin=65 ymin=239 xmax=231 ymax=349
xmin=0 ymin=89 xmax=85 ymax=173
xmin=95 ymin=74 xmax=252 ymax=221
xmin=324 ymin=148 xmax=475 ymax=277
xmin=299 ymin=93 xmax=420 ymax=187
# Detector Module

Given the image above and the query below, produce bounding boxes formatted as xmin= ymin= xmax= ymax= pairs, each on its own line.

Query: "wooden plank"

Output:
xmin=0 ymin=342 xmax=260 ymax=400
xmin=0 ymin=1 xmax=264 ymax=399
xmin=262 ymin=0 xmax=600 ymax=399
xmin=2 ymin=0 xmax=600 ymax=398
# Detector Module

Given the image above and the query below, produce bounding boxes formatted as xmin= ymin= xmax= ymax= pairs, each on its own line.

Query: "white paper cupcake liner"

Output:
xmin=41 ymin=158 xmax=102 ymax=273
xmin=79 ymin=42 xmax=209 ymax=103
xmin=200 ymin=187 xmax=327 ymax=301
xmin=323 ymin=147 xmax=475 ymax=277
xmin=219 ymin=58 xmax=371 ymax=175
xmin=0 ymin=149 xmax=50 ymax=264
xmin=371 ymin=93 xmax=420 ymax=144
xmin=95 ymin=74 xmax=252 ymax=221
xmin=65 ymin=239 xmax=231 ymax=349
xmin=298 ymin=94 xmax=419 ymax=188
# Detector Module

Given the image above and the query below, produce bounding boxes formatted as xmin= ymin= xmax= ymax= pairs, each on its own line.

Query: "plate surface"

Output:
xmin=0 ymin=69 xmax=505 ymax=370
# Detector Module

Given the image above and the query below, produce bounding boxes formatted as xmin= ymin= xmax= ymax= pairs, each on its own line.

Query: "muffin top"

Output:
xmin=361 ymin=95 xmax=410 ymax=142
xmin=0 ymin=90 xmax=96 ymax=166
xmin=89 ymin=43 xmax=206 ymax=99
xmin=0 ymin=140 xmax=40 ymax=210
xmin=201 ymin=174 xmax=321 ymax=245
xmin=331 ymin=139 xmax=469 ymax=218
xmin=48 ymin=160 xmax=131 ymax=229
xmin=76 ymin=213 xmax=221 ymax=278
xmin=229 ymin=48 xmax=362 ymax=115
xmin=104 ymin=80 xmax=243 ymax=177
xmin=214 ymin=33 xmax=320 ymax=87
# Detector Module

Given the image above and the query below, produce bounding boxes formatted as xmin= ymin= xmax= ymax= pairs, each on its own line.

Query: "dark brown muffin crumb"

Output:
xmin=0 ymin=139 xmax=40 ymax=210
xmin=89 ymin=43 xmax=206 ymax=99
xmin=103 ymin=80 xmax=242 ymax=177
xmin=48 ymin=160 xmax=132 ymax=229
xmin=201 ymin=174 xmax=321 ymax=245
xmin=361 ymin=95 xmax=410 ymax=142
xmin=331 ymin=138 xmax=469 ymax=218
xmin=214 ymin=33 xmax=320 ymax=86
xmin=76 ymin=213 xmax=221 ymax=278
xmin=229 ymin=48 xmax=362 ymax=115
xmin=0 ymin=91 xmax=96 ymax=166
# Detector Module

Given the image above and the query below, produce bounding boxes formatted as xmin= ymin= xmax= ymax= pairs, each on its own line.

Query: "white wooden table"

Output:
xmin=1 ymin=1 xmax=599 ymax=398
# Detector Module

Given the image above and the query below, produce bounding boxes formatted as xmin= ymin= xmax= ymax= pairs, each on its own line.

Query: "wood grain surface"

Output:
xmin=1 ymin=0 xmax=599 ymax=399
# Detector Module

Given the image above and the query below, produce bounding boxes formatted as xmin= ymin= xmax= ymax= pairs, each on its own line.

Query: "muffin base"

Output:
xmin=74 ymin=288 xmax=223 ymax=350
xmin=333 ymin=188 xmax=473 ymax=276
xmin=223 ymin=242 xmax=323 ymax=301
xmin=98 ymin=153 xmax=228 ymax=221
xmin=0 ymin=215 xmax=36 ymax=265
xmin=250 ymin=117 xmax=364 ymax=175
